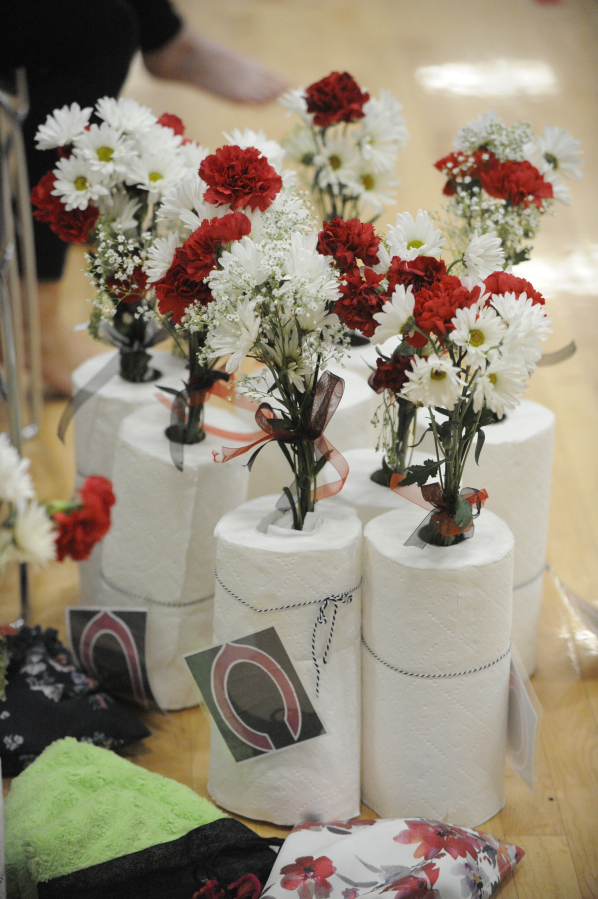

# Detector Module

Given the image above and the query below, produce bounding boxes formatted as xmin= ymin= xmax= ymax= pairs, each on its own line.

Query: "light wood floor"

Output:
xmin=2 ymin=0 xmax=598 ymax=896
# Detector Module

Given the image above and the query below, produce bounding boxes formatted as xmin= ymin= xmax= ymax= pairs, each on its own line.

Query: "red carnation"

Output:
xmin=483 ymin=271 xmax=545 ymax=305
xmin=184 ymin=211 xmax=252 ymax=281
xmin=387 ymin=255 xmax=447 ymax=296
xmin=414 ymin=275 xmax=480 ymax=343
xmin=369 ymin=355 xmax=414 ymax=395
xmin=481 ymin=159 xmax=553 ymax=209
xmin=200 ymin=146 xmax=282 ymax=212
xmin=31 ymin=171 xmax=98 ymax=244
xmin=157 ymin=112 xmax=185 ymax=135
xmin=107 ymin=266 xmax=148 ymax=304
xmin=435 ymin=149 xmax=499 ymax=196
xmin=154 ymin=249 xmax=212 ymax=325
xmin=305 ymin=72 xmax=370 ymax=127
xmin=52 ymin=476 xmax=115 ymax=562
xmin=334 ymin=267 xmax=385 ymax=337
xmin=317 ymin=218 xmax=380 ymax=272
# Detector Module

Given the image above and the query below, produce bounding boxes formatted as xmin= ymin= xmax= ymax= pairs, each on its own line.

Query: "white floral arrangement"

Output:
xmin=434 ymin=111 xmax=582 ymax=266
xmin=280 ymin=71 xmax=408 ymax=221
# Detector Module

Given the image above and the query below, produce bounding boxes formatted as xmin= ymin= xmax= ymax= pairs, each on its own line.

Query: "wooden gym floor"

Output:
xmin=2 ymin=0 xmax=598 ymax=896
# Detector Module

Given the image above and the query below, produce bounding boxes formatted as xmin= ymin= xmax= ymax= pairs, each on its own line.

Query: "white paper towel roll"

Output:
xmin=338 ymin=447 xmax=428 ymax=526
xmin=247 ymin=369 xmax=378 ymax=501
xmin=208 ymin=496 xmax=362 ymax=825
xmin=96 ymin=401 xmax=250 ymax=709
xmin=414 ymin=400 xmax=554 ymax=675
xmin=76 ymin=349 xmax=187 ymax=607
xmin=362 ymin=504 xmax=514 ymax=826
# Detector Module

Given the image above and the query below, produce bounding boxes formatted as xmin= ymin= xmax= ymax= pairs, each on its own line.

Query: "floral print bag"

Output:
xmin=260 ymin=818 xmax=523 ymax=899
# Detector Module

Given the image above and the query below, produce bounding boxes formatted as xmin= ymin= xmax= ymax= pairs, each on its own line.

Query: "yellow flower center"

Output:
xmin=489 ymin=373 xmax=497 ymax=385
xmin=97 ymin=146 xmax=114 ymax=162
xmin=74 ymin=176 xmax=89 ymax=191
xmin=329 ymin=154 xmax=342 ymax=171
xmin=361 ymin=173 xmax=375 ymax=191
xmin=407 ymin=239 xmax=424 ymax=250
xmin=430 ymin=368 xmax=446 ymax=381
xmin=469 ymin=329 xmax=485 ymax=347
xmin=149 ymin=171 xmax=163 ymax=183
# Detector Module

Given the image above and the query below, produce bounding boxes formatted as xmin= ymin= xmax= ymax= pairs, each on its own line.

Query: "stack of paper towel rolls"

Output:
xmin=74 ymin=350 xmax=187 ymax=607
xmin=416 ymin=399 xmax=554 ymax=674
xmin=362 ymin=504 xmax=514 ymax=826
xmin=247 ymin=369 xmax=378 ymax=500
xmin=208 ymin=496 xmax=362 ymax=825
xmin=96 ymin=402 xmax=250 ymax=710
xmin=338 ymin=447 xmax=428 ymax=526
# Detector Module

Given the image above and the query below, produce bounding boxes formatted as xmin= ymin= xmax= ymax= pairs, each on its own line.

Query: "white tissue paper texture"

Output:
xmin=75 ymin=350 xmax=186 ymax=607
xmin=416 ymin=399 xmax=554 ymax=674
xmin=96 ymin=402 xmax=250 ymax=710
xmin=247 ymin=369 xmax=378 ymax=500
xmin=208 ymin=496 xmax=362 ymax=825
xmin=338 ymin=448 xmax=428 ymax=526
xmin=362 ymin=505 xmax=514 ymax=826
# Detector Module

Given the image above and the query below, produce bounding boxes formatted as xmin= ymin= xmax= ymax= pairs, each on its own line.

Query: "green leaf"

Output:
xmin=475 ymin=428 xmax=486 ymax=465
xmin=400 ymin=458 xmax=442 ymax=487
xmin=393 ymin=341 xmax=417 ymax=357
xmin=453 ymin=495 xmax=473 ymax=530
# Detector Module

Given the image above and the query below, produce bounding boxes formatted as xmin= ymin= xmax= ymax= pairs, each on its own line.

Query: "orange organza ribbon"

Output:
xmin=390 ymin=474 xmax=488 ymax=546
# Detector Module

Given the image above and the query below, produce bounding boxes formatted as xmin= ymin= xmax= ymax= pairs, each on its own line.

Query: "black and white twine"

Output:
xmin=215 ymin=569 xmax=361 ymax=695
xmin=100 ymin=570 xmax=212 ymax=608
xmin=362 ymin=634 xmax=511 ymax=679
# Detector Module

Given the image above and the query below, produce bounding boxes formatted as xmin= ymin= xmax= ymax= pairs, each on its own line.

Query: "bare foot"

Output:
xmin=143 ymin=28 xmax=290 ymax=104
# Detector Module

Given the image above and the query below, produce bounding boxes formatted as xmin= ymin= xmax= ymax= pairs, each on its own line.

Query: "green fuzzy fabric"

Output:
xmin=5 ymin=737 xmax=226 ymax=899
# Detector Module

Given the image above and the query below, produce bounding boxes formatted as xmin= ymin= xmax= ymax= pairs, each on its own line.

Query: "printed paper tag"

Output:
xmin=185 ymin=626 xmax=326 ymax=763
xmin=507 ymin=643 xmax=542 ymax=789
xmin=67 ymin=607 xmax=156 ymax=708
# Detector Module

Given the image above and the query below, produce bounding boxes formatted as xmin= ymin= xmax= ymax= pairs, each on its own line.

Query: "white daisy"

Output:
xmin=136 ymin=123 xmax=183 ymax=156
xmin=224 ymin=128 xmax=285 ymax=173
xmin=358 ymin=90 xmax=408 ymax=172
xmin=541 ymin=167 xmax=571 ymax=205
xmin=145 ymin=232 xmax=179 ymax=283
xmin=463 ymin=230 xmax=505 ymax=281
xmin=371 ymin=243 xmax=391 ymax=275
xmin=52 ymin=156 xmax=109 ymax=210
xmin=526 ymin=125 xmax=582 ymax=180
xmin=179 ymin=140 xmax=211 ymax=172
xmin=279 ymin=88 xmax=313 ymax=124
xmin=281 ymin=232 xmax=340 ymax=304
xmin=125 ymin=150 xmax=186 ymax=202
xmin=295 ymin=302 xmax=339 ymax=337
xmin=401 ymin=354 xmax=462 ymax=410
xmin=0 ymin=434 xmax=34 ymax=511
xmin=73 ymin=122 xmax=133 ymax=179
xmin=11 ymin=503 xmax=56 ymax=567
xmin=268 ymin=325 xmax=313 ymax=393
xmin=217 ymin=237 xmax=268 ymax=295
xmin=99 ymin=192 xmax=141 ymax=233
xmin=95 ymin=96 xmax=156 ymax=134
xmin=209 ymin=299 xmax=261 ymax=373
xmin=491 ymin=292 xmax=552 ymax=371
xmin=450 ymin=305 xmax=506 ymax=366
xmin=157 ymin=172 xmax=208 ymax=228
xmin=314 ymin=138 xmax=361 ymax=195
xmin=387 ymin=210 xmax=445 ymax=261
xmin=372 ymin=284 xmax=415 ymax=344
xmin=356 ymin=167 xmax=399 ymax=217
xmin=472 ymin=353 xmax=526 ymax=416
xmin=281 ymin=125 xmax=319 ymax=167
xmin=35 ymin=103 xmax=92 ymax=150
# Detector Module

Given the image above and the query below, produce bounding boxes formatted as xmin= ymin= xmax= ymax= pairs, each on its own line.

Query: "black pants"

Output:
xmin=0 ymin=0 xmax=181 ymax=280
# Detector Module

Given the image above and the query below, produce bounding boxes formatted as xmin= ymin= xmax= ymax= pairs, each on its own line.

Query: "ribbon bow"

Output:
xmin=390 ymin=474 xmax=488 ymax=548
xmin=213 ymin=370 xmax=349 ymax=505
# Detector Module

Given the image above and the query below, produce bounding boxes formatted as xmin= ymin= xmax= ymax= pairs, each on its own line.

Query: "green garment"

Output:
xmin=5 ymin=737 xmax=226 ymax=899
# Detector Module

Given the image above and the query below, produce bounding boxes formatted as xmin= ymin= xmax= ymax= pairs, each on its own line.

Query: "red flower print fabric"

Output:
xmin=261 ymin=818 xmax=523 ymax=899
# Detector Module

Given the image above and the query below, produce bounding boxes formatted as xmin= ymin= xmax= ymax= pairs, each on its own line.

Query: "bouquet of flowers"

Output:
xmin=156 ymin=147 xmax=349 ymax=529
xmin=280 ymin=71 xmax=408 ymax=222
xmin=319 ymin=211 xmax=550 ymax=544
xmin=31 ymin=97 xmax=209 ymax=383
xmin=0 ymin=434 xmax=115 ymax=574
xmin=435 ymin=111 xmax=582 ymax=266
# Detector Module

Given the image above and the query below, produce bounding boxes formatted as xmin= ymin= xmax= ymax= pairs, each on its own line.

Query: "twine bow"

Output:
xmin=213 ymin=370 xmax=349 ymax=505
xmin=390 ymin=474 xmax=488 ymax=548
xmin=311 ymin=591 xmax=355 ymax=695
